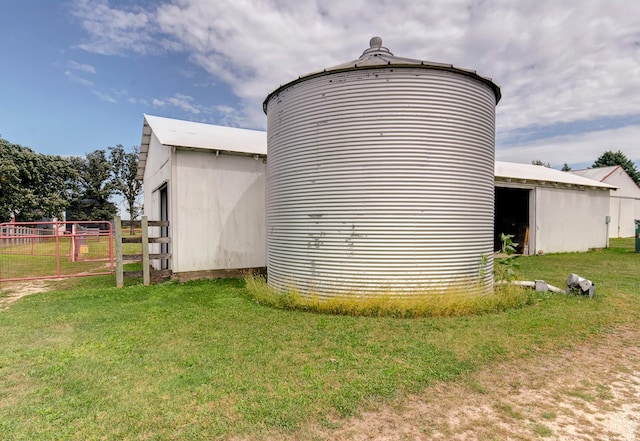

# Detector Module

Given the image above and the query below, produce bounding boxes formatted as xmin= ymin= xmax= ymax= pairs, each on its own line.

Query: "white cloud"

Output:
xmin=70 ymin=0 xmax=160 ymax=55
xmin=65 ymin=62 xmax=124 ymax=104
xmin=211 ymin=104 xmax=246 ymax=127
xmin=166 ymin=93 xmax=201 ymax=114
xmin=68 ymin=60 xmax=96 ymax=74
xmin=128 ymin=97 xmax=149 ymax=105
xmin=65 ymin=70 xmax=94 ymax=87
xmin=92 ymin=90 xmax=117 ymax=103
xmin=110 ymin=88 xmax=129 ymax=96
xmin=152 ymin=93 xmax=203 ymax=114
xmin=215 ymin=105 xmax=235 ymax=115
xmin=481 ymin=1 xmax=640 ymax=136
xmin=70 ymin=0 xmax=640 ymax=154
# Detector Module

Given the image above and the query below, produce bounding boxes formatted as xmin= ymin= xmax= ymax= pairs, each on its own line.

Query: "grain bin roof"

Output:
xmin=495 ymin=161 xmax=616 ymax=189
xmin=137 ymin=114 xmax=267 ymax=180
xmin=264 ymin=36 xmax=501 ymax=113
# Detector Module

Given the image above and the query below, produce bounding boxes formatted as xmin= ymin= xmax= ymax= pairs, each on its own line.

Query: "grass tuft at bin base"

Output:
xmin=243 ymin=273 xmax=533 ymax=318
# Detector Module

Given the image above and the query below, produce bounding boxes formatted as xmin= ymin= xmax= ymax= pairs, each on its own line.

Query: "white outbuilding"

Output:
xmin=571 ymin=166 xmax=640 ymax=238
xmin=494 ymin=162 xmax=615 ymax=255
xmin=137 ymin=114 xmax=267 ymax=280
xmin=135 ymin=114 xmax=618 ymax=280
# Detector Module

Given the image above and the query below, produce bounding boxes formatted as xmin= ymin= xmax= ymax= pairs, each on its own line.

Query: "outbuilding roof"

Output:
xmin=572 ymin=165 xmax=640 ymax=198
xmin=137 ymin=114 xmax=267 ymax=180
xmin=570 ymin=166 xmax=620 ymax=182
xmin=495 ymin=161 xmax=616 ymax=190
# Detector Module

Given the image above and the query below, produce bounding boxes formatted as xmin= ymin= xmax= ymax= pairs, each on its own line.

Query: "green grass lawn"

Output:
xmin=0 ymin=239 xmax=638 ymax=440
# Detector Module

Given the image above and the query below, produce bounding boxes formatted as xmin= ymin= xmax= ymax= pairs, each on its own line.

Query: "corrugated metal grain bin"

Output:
xmin=263 ymin=37 xmax=501 ymax=298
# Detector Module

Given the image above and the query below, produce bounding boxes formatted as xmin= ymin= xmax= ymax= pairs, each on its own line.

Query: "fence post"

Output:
xmin=55 ymin=222 xmax=60 ymax=277
xmin=108 ymin=221 xmax=114 ymax=273
xmin=71 ymin=223 xmax=77 ymax=262
xmin=115 ymin=216 xmax=123 ymax=288
xmin=142 ymin=216 xmax=150 ymax=286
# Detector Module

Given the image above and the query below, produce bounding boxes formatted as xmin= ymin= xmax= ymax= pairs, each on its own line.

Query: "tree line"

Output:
xmin=0 ymin=136 xmax=141 ymax=223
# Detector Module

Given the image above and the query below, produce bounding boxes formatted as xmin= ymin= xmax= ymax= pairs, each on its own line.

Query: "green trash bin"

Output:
xmin=636 ymin=220 xmax=640 ymax=253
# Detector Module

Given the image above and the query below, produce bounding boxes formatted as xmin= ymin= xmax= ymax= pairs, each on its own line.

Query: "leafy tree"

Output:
xmin=67 ymin=149 xmax=117 ymax=221
xmin=109 ymin=144 xmax=142 ymax=232
xmin=561 ymin=163 xmax=572 ymax=172
xmin=0 ymin=137 xmax=77 ymax=222
xmin=592 ymin=150 xmax=640 ymax=185
xmin=531 ymin=159 xmax=551 ymax=168
xmin=1 ymin=138 xmax=142 ymax=223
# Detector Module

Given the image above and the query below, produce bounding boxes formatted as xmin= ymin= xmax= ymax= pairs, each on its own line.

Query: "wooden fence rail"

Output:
xmin=114 ymin=216 xmax=172 ymax=287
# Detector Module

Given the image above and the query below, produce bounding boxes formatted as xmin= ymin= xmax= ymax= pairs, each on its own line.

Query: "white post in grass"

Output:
xmin=114 ymin=216 xmax=123 ymax=288
xmin=142 ymin=216 xmax=150 ymax=286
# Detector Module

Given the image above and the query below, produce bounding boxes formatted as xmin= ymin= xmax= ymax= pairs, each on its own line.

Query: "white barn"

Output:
xmin=571 ymin=166 xmax=640 ymax=238
xmin=494 ymin=162 xmax=615 ymax=254
xmin=136 ymin=116 xmax=618 ymax=280
xmin=137 ymin=115 xmax=267 ymax=280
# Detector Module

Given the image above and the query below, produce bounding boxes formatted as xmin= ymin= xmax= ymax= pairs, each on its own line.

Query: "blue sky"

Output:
xmin=1 ymin=0 xmax=639 ymax=171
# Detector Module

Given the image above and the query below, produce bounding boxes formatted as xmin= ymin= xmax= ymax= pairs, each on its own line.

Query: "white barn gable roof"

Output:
xmin=138 ymin=114 xmax=267 ymax=179
xmin=571 ymin=166 xmax=619 ymax=182
xmin=573 ymin=165 xmax=640 ymax=198
xmin=495 ymin=161 xmax=616 ymax=189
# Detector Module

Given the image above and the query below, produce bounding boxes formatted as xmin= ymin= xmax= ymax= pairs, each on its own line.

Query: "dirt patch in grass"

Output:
xmin=0 ymin=280 xmax=54 ymax=311
xmin=302 ymin=326 xmax=640 ymax=441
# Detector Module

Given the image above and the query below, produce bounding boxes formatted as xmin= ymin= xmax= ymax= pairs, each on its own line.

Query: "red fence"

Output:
xmin=0 ymin=221 xmax=114 ymax=282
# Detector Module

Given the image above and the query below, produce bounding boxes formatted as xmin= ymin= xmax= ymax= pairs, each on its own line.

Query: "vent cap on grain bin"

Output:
xmin=263 ymin=37 xmax=501 ymax=301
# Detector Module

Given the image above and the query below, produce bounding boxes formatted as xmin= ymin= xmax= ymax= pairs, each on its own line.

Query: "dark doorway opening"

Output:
xmin=495 ymin=187 xmax=530 ymax=253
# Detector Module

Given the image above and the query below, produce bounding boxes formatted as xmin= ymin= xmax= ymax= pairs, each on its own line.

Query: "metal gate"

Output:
xmin=0 ymin=221 xmax=114 ymax=282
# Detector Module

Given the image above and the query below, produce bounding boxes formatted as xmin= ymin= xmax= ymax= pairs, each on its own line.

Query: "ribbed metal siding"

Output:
xmin=266 ymin=68 xmax=496 ymax=298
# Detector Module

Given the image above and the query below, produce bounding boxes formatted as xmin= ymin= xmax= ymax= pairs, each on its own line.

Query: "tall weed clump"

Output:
xmin=495 ymin=233 xmax=520 ymax=282
xmin=243 ymin=273 xmax=532 ymax=318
